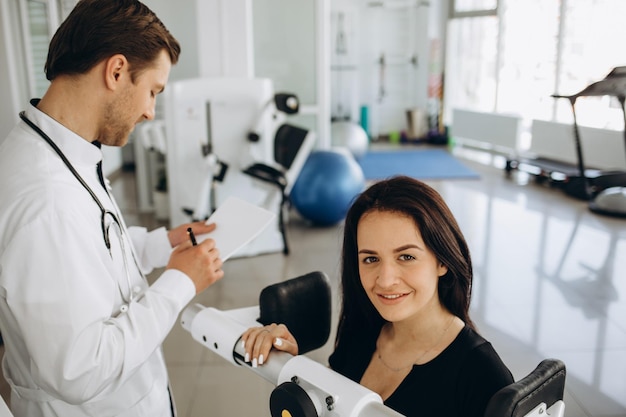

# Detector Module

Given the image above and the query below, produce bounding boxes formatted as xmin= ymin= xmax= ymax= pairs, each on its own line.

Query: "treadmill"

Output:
xmin=509 ymin=67 xmax=626 ymax=216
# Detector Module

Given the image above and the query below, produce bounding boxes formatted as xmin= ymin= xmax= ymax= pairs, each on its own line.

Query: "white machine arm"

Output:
xmin=181 ymin=304 xmax=405 ymax=417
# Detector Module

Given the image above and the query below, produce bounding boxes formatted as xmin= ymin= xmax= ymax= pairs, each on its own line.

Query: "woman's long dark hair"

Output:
xmin=334 ymin=175 xmax=475 ymax=349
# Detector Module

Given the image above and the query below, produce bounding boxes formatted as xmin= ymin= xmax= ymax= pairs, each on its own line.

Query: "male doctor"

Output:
xmin=0 ymin=0 xmax=224 ymax=416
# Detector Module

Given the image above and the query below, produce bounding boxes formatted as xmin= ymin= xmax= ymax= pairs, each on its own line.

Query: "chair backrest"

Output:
xmin=272 ymin=124 xmax=316 ymax=193
xmin=257 ymin=271 xmax=331 ymax=355
xmin=274 ymin=124 xmax=308 ymax=169
xmin=484 ymin=358 xmax=566 ymax=417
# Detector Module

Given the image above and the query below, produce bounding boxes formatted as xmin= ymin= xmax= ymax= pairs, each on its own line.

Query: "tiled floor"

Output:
xmin=2 ymin=144 xmax=625 ymax=416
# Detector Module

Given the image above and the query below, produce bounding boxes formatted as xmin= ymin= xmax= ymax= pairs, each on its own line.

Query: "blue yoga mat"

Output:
xmin=358 ymin=148 xmax=480 ymax=180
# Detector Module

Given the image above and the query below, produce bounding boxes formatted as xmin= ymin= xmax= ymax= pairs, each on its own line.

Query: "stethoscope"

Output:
xmin=19 ymin=111 xmax=143 ymax=310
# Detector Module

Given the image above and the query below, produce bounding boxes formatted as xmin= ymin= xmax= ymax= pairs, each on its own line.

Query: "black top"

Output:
xmin=328 ymin=325 xmax=514 ymax=417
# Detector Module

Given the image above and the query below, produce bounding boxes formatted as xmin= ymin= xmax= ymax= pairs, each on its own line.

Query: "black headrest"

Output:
xmin=258 ymin=271 xmax=331 ymax=355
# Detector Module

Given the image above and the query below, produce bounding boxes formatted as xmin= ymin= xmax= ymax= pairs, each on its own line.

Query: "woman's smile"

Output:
xmin=378 ymin=292 xmax=411 ymax=304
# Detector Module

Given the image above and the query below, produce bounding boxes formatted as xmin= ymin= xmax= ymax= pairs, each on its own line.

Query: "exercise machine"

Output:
xmin=181 ymin=272 xmax=567 ymax=417
xmin=181 ymin=272 xmax=404 ymax=417
xmin=163 ymin=78 xmax=316 ymax=257
xmin=242 ymin=93 xmax=316 ymax=254
xmin=507 ymin=67 xmax=626 ymax=216
xmin=553 ymin=67 xmax=626 ymax=213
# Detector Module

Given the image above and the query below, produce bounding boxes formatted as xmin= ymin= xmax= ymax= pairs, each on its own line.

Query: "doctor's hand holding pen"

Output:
xmin=168 ymin=221 xmax=216 ymax=247
xmin=166 ymin=221 xmax=225 ymax=294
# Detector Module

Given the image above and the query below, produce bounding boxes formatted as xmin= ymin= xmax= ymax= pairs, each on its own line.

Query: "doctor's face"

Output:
xmin=101 ymin=50 xmax=171 ymax=147
xmin=357 ymin=210 xmax=448 ymax=325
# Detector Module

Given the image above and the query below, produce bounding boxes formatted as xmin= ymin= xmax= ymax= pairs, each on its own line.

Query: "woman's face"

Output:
xmin=357 ymin=210 xmax=448 ymax=324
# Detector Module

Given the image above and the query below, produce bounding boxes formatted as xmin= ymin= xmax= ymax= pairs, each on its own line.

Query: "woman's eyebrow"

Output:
xmin=393 ymin=244 xmax=424 ymax=253
xmin=358 ymin=244 xmax=424 ymax=255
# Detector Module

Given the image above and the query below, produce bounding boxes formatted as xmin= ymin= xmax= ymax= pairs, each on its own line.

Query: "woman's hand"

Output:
xmin=168 ymin=221 xmax=217 ymax=248
xmin=241 ymin=324 xmax=299 ymax=367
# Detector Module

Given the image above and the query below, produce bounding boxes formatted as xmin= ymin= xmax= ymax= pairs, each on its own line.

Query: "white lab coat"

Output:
xmin=0 ymin=102 xmax=196 ymax=416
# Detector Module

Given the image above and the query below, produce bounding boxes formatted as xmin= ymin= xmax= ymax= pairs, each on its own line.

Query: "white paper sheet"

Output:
xmin=197 ymin=196 xmax=275 ymax=260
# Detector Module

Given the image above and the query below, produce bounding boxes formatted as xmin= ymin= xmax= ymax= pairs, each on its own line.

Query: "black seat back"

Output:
xmin=484 ymin=358 xmax=566 ymax=417
xmin=258 ymin=271 xmax=332 ymax=355
xmin=274 ymin=124 xmax=309 ymax=170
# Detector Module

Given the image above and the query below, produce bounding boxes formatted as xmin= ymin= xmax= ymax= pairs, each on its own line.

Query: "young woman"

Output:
xmin=242 ymin=175 xmax=513 ymax=417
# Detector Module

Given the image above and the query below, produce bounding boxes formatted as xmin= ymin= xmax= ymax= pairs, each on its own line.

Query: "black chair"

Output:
xmin=242 ymin=123 xmax=315 ymax=255
xmin=485 ymin=358 xmax=566 ymax=417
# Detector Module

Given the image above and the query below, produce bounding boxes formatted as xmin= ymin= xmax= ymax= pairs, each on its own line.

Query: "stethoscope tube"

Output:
xmin=18 ymin=111 xmax=143 ymax=305
xmin=19 ymin=111 xmax=115 ymax=250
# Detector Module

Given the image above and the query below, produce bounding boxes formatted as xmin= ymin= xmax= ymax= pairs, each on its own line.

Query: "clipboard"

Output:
xmin=197 ymin=196 xmax=275 ymax=260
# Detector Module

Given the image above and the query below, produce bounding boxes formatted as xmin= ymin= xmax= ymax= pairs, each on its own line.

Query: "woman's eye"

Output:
xmin=362 ymin=256 xmax=377 ymax=264
xmin=399 ymin=254 xmax=415 ymax=261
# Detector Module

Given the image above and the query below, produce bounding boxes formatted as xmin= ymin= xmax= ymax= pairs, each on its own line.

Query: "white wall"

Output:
xmin=196 ymin=0 xmax=253 ymax=78
xmin=143 ymin=0 xmax=201 ymax=81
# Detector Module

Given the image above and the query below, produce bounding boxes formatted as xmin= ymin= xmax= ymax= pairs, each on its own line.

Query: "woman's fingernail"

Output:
xmin=245 ymin=352 xmax=250 ymax=363
xmin=259 ymin=354 xmax=264 ymax=365
xmin=252 ymin=358 xmax=258 ymax=368
xmin=274 ymin=338 xmax=283 ymax=347
xmin=241 ymin=340 xmax=245 ymax=349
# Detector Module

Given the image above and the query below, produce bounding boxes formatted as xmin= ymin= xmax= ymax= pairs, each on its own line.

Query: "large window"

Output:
xmin=19 ymin=0 xmax=75 ymax=98
xmin=445 ymin=15 xmax=498 ymax=115
xmin=24 ymin=0 xmax=54 ymax=97
xmin=445 ymin=0 xmax=626 ymax=131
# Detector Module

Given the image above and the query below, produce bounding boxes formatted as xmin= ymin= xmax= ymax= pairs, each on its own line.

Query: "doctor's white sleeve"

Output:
xmin=1 ymin=207 xmax=194 ymax=405
xmin=127 ymin=226 xmax=172 ymax=273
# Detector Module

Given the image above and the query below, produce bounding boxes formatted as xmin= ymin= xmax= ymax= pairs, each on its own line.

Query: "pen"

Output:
xmin=187 ymin=227 xmax=198 ymax=246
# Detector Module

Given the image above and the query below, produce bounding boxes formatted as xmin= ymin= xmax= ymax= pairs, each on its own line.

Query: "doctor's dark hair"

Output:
xmin=334 ymin=175 xmax=475 ymax=348
xmin=44 ymin=0 xmax=180 ymax=82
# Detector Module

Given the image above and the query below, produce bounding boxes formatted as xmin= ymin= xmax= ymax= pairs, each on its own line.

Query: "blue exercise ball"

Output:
xmin=291 ymin=148 xmax=366 ymax=226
